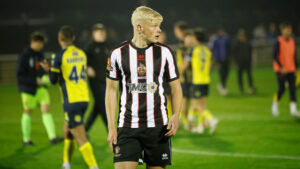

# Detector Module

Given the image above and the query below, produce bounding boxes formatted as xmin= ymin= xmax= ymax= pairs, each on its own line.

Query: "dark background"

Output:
xmin=0 ymin=0 xmax=299 ymax=53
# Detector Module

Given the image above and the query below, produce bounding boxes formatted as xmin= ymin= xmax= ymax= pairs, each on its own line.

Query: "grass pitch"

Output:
xmin=0 ymin=66 xmax=300 ymax=169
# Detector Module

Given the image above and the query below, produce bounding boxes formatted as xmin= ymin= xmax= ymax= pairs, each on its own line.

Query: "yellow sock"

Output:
xmin=273 ymin=94 xmax=278 ymax=102
xmin=79 ymin=142 xmax=98 ymax=168
xmin=202 ymin=109 xmax=213 ymax=121
xmin=187 ymin=108 xmax=195 ymax=122
xmin=197 ymin=111 xmax=205 ymax=126
xmin=63 ymin=139 xmax=75 ymax=163
xmin=167 ymin=100 xmax=173 ymax=118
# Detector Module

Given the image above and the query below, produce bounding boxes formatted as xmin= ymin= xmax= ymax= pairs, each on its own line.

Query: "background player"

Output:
xmin=271 ymin=22 xmax=300 ymax=117
xmin=181 ymin=28 xmax=218 ymax=134
xmin=85 ymin=23 xmax=109 ymax=134
xmin=17 ymin=31 xmax=62 ymax=146
xmin=105 ymin=6 xmax=182 ymax=169
xmin=49 ymin=26 xmax=99 ymax=169
xmin=173 ymin=21 xmax=192 ymax=130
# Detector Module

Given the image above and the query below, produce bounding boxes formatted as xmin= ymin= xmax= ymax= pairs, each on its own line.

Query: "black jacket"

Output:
xmin=16 ymin=46 xmax=45 ymax=94
xmin=232 ymin=40 xmax=252 ymax=66
xmin=85 ymin=41 xmax=109 ymax=83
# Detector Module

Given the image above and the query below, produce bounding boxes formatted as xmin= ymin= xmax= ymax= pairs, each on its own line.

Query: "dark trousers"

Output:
xmin=85 ymin=81 xmax=108 ymax=132
xmin=217 ymin=60 xmax=230 ymax=88
xmin=276 ymin=72 xmax=297 ymax=102
xmin=237 ymin=64 xmax=253 ymax=92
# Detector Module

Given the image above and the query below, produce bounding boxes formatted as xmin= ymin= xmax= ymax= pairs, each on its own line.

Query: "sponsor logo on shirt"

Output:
xmin=127 ymin=82 xmax=157 ymax=94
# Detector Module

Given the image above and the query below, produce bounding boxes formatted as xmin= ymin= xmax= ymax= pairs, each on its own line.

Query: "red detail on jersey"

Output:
xmin=138 ymin=55 xmax=145 ymax=61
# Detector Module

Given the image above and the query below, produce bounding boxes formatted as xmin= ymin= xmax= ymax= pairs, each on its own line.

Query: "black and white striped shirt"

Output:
xmin=106 ymin=41 xmax=179 ymax=128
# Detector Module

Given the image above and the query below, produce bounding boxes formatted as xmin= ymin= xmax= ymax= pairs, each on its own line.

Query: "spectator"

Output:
xmin=212 ymin=28 xmax=231 ymax=96
xmin=232 ymin=29 xmax=255 ymax=94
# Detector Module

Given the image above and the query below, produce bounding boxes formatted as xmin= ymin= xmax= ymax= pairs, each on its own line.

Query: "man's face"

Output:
xmin=184 ymin=35 xmax=195 ymax=47
xmin=93 ymin=29 xmax=107 ymax=42
xmin=142 ymin=19 xmax=162 ymax=43
xmin=281 ymin=27 xmax=292 ymax=38
xmin=30 ymin=41 xmax=44 ymax=52
xmin=174 ymin=26 xmax=184 ymax=41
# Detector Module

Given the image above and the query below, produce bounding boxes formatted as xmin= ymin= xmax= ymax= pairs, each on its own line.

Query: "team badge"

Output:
xmin=107 ymin=58 xmax=113 ymax=71
xmin=137 ymin=63 xmax=146 ymax=76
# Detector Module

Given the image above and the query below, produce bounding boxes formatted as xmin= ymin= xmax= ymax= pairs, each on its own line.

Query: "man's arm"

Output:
xmin=16 ymin=53 xmax=37 ymax=86
xmin=105 ymin=78 xmax=119 ymax=150
xmin=49 ymin=53 xmax=62 ymax=84
xmin=165 ymin=79 xmax=182 ymax=136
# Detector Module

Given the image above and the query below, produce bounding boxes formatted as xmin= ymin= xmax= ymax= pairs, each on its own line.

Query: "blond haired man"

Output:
xmin=105 ymin=6 xmax=183 ymax=169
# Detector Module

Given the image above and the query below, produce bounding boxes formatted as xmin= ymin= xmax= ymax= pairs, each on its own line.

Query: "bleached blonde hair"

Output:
xmin=131 ymin=6 xmax=163 ymax=27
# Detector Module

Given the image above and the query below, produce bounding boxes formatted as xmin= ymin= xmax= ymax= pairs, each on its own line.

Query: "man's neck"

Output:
xmin=131 ymin=35 xmax=150 ymax=48
xmin=61 ymin=43 xmax=73 ymax=49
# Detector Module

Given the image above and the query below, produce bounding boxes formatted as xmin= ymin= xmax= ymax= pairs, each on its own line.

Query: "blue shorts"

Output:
xmin=63 ymin=102 xmax=89 ymax=128
xmin=191 ymin=84 xmax=209 ymax=98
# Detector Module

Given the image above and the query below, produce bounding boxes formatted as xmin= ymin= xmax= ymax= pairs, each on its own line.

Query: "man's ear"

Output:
xmin=137 ymin=24 xmax=143 ymax=34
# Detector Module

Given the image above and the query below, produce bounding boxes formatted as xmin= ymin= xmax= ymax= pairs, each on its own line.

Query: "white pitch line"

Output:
xmin=173 ymin=148 xmax=300 ymax=160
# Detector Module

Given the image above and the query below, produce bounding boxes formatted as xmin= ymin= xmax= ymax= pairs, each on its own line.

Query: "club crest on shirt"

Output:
xmin=137 ymin=63 xmax=146 ymax=77
xmin=107 ymin=58 xmax=113 ymax=71
xmin=127 ymin=82 xmax=158 ymax=94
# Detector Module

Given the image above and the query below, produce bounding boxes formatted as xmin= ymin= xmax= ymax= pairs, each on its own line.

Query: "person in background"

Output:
xmin=173 ymin=21 xmax=193 ymax=130
xmin=49 ymin=25 xmax=99 ymax=169
xmin=232 ymin=29 xmax=255 ymax=94
xmin=17 ymin=31 xmax=62 ymax=146
xmin=158 ymin=31 xmax=173 ymax=118
xmin=85 ymin=23 xmax=109 ymax=134
xmin=181 ymin=28 xmax=218 ymax=134
xmin=212 ymin=28 xmax=231 ymax=96
xmin=271 ymin=22 xmax=300 ymax=117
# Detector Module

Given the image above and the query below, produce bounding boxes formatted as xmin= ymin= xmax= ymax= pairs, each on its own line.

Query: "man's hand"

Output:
xmin=37 ymin=79 xmax=44 ymax=86
xmin=87 ymin=66 xmax=96 ymax=78
xmin=165 ymin=114 xmax=180 ymax=137
xmin=280 ymin=67 xmax=287 ymax=74
xmin=40 ymin=60 xmax=50 ymax=72
xmin=107 ymin=128 xmax=117 ymax=151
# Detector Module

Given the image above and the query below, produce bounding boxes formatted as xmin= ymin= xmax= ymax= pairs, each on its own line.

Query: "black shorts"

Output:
xmin=191 ymin=84 xmax=209 ymax=98
xmin=113 ymin=125 xmax=171 ymax=167
xmin=63 ymin=102 xmax=88 ymax=128
xmin=181 ymin=82 xmax=191 ymax=97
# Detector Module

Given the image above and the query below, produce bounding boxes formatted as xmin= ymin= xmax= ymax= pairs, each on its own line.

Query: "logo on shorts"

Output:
xmin=162 ymin=153 xmax=168 ymax=160
xmin=74 ymin=115 xmax=81 ymax=122
xmin=115 ymin=146 xmax=120 ymax=154
xmin=64 ymin=113 xmax=69 ymax=121
xmin=114 ymin=146 xmax=121 ymax=157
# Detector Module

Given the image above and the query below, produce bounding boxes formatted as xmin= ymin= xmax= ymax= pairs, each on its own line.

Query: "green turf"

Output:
xmin=1 ymin=66 xmax=300 ymax=169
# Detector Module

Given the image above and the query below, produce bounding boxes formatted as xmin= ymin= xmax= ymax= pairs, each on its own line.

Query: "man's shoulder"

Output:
xmin=154 ymin=43 xmax=174 ymax=54
xmin=111 ymin=40 xmax=130 ymax=51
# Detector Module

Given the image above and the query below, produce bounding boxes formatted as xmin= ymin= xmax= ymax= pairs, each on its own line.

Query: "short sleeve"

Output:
xmin=163 ymin=47 xmax=179 ymax=82
xmin=106 ymin=48 xmax=121 ymax=80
